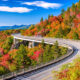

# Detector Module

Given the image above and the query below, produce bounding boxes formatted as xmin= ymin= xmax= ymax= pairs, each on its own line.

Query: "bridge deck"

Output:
xmin=12 ymin=33 xmax=65 ymax=45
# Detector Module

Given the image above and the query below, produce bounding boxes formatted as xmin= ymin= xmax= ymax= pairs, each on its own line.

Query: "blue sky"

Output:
xmin=0 ymin=0 xmax=79 ymax=26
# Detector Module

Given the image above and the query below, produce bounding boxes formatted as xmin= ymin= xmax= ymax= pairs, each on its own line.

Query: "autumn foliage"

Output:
xmin=20 ymin=1 xmax=80 ymax=40
xmin=55 ymin=57 xmax=80 ymax=80
xmin=0 ymin=0 xmax=80 ymax=77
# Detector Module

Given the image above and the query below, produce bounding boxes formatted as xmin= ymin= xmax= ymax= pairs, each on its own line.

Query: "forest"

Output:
xmin=0 ymin=34 xmax=68 ymax=75
xmin=0 ymin=0 xmax=80 ymax=78
xmin=21 ymin=0 xmax=80 ymax=40
xmin=54 ymin=57 xmax=80 ymax=80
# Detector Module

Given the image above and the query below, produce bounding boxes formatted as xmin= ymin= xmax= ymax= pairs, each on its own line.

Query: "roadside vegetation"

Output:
xmin=0 ymin=40 xmax=68 ymax=75
xmin=0 ymin=0 xmax=80 ymax=77
xmin=53 ymin=57 xmax=80 ymax=80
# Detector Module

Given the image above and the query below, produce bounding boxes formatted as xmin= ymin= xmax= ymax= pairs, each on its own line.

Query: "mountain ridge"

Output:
xmin=0 ymin=24 xmax=31 ymax=31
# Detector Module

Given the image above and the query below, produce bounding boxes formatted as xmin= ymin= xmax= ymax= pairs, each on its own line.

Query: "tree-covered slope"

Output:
xmin=21 ymin=0 xmax=80 ymax=40
xmin=54 ymin=57 xmax=80 ymax=80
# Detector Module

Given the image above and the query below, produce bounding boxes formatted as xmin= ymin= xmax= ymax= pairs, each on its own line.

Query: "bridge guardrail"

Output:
xmin=12 ymin=33 xmax=80 ymax=42
xmin=44 ymin=37 xmax=80 ymax=43
xmin=0 ymin=44 xmax=74 ymax=80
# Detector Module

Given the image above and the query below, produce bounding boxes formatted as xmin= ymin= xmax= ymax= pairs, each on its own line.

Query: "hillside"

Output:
xmin=21 ymin=0 xmax=80 ymax=40
xmin=54 ymin=57 xmax=80 ymax=80
xmin=0 ymin=1 xmax=80 ymax=78
xmin=0 ymin=25 xmax=31 ymax=31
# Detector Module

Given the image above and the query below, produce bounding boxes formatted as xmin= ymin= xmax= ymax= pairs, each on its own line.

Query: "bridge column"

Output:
xmin=13 ymin=38 xmax=16 ymax=44
xmin=32 ymin=42 xmax=35 ymax=48
xmin=28 ymin=41 xmax=35 ymax=48
xmin=13 ymin=38 xmax=19 ymax=45
xmin=28 ymin=42 xmax=32 ymax=48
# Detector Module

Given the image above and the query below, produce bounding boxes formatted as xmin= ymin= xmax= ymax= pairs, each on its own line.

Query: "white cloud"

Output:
xmin=22 ymin=1 xmax=62 ymax=9
xmin=0 ymin=6 xmax=32 ymax=13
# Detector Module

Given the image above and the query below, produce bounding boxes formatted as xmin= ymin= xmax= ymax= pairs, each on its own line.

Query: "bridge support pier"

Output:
xmin=28 ymin=41 xmax=35 ymax=48
xmin=32 ymin=41 xmax=35 ymax=48
xmin=13 ymin=38 xmax=16 ymax=44
xmin=13 ymin=37 xmax=35 ymax=48
xmin=13 ymin=38 xmax=19 ymax=44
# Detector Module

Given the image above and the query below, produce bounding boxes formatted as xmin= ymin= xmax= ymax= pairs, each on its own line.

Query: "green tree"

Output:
xmin=40 ymin=17 xmax=43 ymax=22
xmin=2 ymin=36 xmax=13 ymax=54
xmin=29 ymin=24 xmax=34 ymax=30
xmin=15 ymin=44 xmax=31 ymax=68
xmin=40 ymin=39 xmax=45 ymax=62
xmin=52 ymin=41 xmax=60 ymax=58
xmin=41 ymin=39 xmax=45 ymax=49
xmin=0 ymin=66 xmax=9 ymax=75
xmin=63 ymin=27 xmax=71 ymax=36
xmin=72 ymin=3 xmax=76 ymax=12
xmin=61 ymin=9 xmax=65 ymax=14
xmin=9 ymin=64 xmax=17 ymax=72
xmin=60 ymin=47 xmax=68 ymax=55
xmin=73 ymin=32 xmax=79 ymax=40
xmin=69 ymin=15 xmax=75 ymax=24
xmin=37 ymin=25 xmax=41 ymax=31
xmin=48 ymin=14 xmax=50 ymax=19
xmin=61 ymin=9 xmax=65 ymax=18
xmin=51 ymin=14 xmax=53 ymax=17
xmin=31 ymin=60 xmax=37 ymax=66
xmin=55 ymin=26 xmax=63 ymax=38
xmin=78 ymin=0 xmax=80 ymax=11
xmin=43 ymin=45 xmax=51 ymax=62
xmin=4 ymin=30 xmax=10 ymax=35
xmin=67 ymin=7 xmax=70 ymax=12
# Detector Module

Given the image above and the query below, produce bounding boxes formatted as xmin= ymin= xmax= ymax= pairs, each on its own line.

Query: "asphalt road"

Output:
xmin=11 ymin=34 xmax=80 ymax=80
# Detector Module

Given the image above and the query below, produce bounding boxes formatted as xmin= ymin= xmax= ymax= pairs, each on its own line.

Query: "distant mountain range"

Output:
xmin=0 ymin=25 xmax=31 ymax=31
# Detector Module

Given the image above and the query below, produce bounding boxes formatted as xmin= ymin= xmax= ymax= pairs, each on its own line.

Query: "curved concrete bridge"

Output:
xmin=11 ymin=34 xmax=80 ymax=80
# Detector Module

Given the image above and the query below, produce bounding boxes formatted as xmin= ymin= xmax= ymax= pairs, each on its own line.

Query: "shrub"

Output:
xmin=54 ymin=57 xmax=80 ymax=80
xmin=2 ymin=36 xmax=13 ymax=54
xmin=0 ymin=66 xmax=9 ymax=75
xmin=8 ymin=64 xmax=17 ymax=72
